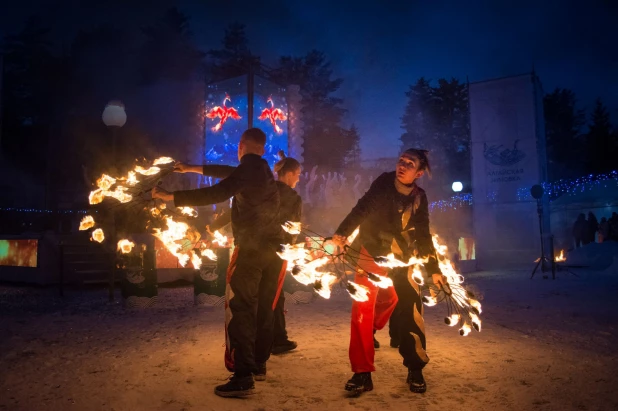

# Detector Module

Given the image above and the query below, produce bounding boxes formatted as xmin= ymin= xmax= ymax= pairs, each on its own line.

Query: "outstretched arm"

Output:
xmin=153 ymin=166 xmax=245 ymax=207
xmin=332 ymin=174 xmax=385 ymax=244
xmin=175 ymin=162 xmax=236 ymax=179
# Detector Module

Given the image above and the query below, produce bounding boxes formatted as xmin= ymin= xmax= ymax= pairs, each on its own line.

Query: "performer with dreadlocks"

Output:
xmin=331 ymin=148 xmax=447 ymax=394
xmin=153 ymin=128 xmax=283 ymax=398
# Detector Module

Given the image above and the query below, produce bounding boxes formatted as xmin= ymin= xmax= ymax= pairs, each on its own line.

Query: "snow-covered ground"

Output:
xmin=1 ymin=260 xmax=618 ymax=411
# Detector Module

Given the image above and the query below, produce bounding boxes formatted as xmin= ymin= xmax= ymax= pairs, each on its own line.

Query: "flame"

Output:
xmin=470 ymin=313 xmax=482 ymax=332
xmin=134 ymin=165 xmax=161 ymax=175
xmin=282 ymin=221 xmax=301 ymax=235
xmin=91 ymin=228 xmax=105 ymax=243
xmin=89 ymin=189 xmax=105 ymax=205
xmin=96 ymin=174 xmax=116 ymax=190
xmin=347 ymin=227 xmax=360 ymax=243
xmin=555 ymin=249 xmax=566 ymax=262
xmin=179 ymin=207 xmax=198 ymax=217
xmin=314 ymin=273 xmax=337 ymax=299
xmin=88 ymin=186 xmax=132 ymax=205
xmin=125 ymin=171 xmax=139 ymax=186
xmin=375 ymin=253 xmax=429 ymax=268
xmin=191 ymin=250 xmax=203 ymax=269
xmin=79 ymin=215 xmax=95 ymax=231
xmin=459 ymin=323 xmax=472 ymax=336
xmin=212 ymin=230 xmax=228 ymax=247
xmin=153 ymin=157 xmax=174 ymax=165
xmin=422 ymin=295 xmax=437 ymax=307
xmin=445 ymin=314 xmax=461 ymax=326
xmin=347 ymin=281 xmax=370 ymax=302
xmin=117 ymin=239 xmax=135 ymax=254
xmin=201 ymin=249 xmax=217 ymax=261
xmin=151 ymin=216 xmax=200 ymax=267
xmin=366 ymin=271 xmax=394 ymax=289
xmin=411 ymin=265 xmax=425 ymax=285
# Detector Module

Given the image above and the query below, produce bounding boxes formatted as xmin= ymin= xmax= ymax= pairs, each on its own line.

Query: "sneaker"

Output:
xmin=407 ymin=369 xmax=427 ymax=393
xmin=214 ymin=373 xmax=255 ymax=398
xmin=373 ymin=330 xmax=380 ymax=349
xmin=390 ymin=338 xmax=400 ymax=348
xmin=272 ymin=340 xmax=298 ymax=355
xmin=345 ymin=372 xmax=373 ymax=394
xmin=254 ymin=363 xmax=266 ymax=381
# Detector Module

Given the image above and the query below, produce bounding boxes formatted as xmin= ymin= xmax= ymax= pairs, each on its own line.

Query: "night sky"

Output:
xmin=2 ymin=0 xmax=616 ymax=159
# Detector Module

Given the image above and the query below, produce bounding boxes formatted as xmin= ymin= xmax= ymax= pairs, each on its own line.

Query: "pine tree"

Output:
xmin=586 ymin=98 xmax=614 ymax=174
xmin=271 ymin=50 xmax=347 ymax=170
xmin=543 ymin=88 xmax=586 ymax=180
xmin=344 ymin=124 xmax=361 ymax=168
xmin=207 ymin=23 xmax=257 ymax=81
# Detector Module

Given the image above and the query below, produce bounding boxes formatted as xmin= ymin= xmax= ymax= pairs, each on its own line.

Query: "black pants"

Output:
xmin=225 ymin=245 xmax=284 ymax=376
xmin=388 ymin=267 xmax=429 ymax=371
xmin=273 ymin=292 xmax=288 ymax=344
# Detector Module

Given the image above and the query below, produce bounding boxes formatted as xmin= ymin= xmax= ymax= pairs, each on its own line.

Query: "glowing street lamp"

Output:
xmin=452 ymin=181 xmax=463 ymax=192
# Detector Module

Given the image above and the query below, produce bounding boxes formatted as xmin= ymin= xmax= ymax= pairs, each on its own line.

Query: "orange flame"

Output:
xmin=79 ymin=215 xmax=95 ymax=231
xmin=117 ymin=239 xmax=135 ymax=254
xmin=91 ymin=228 xmax=105 ymax=243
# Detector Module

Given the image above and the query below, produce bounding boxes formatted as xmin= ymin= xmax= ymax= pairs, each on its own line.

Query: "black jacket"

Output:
xmin=208 ymin=179 xmax=302 ymax=245
xmin=335 ymin=171 xmax=441 ymax=276
xmin=173 ymin=154 xmax=282 ymax=249
xmin=277 ymin=181 xmax=303 ymax=244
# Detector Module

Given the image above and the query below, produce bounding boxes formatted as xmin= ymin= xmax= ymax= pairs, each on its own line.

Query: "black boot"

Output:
xmin=407 ymin=368 xmax=427 ymax=393
xmin=214 ymin=373 xmax=255 ymax=398
xmin=373 ymin=330 xmax=380 ymax=349
xmin=272 ymin=340 xmax=298 ymax=355
xmin=254 ymin=363 xmax=267 ymax=381
xmin=345 ymin=372 xmax=373 ymax=394
xmin=390 ymin=338 xmax=400 ymax=348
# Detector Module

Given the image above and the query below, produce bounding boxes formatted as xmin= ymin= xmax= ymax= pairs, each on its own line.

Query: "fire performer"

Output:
xmin=271 ymin=153 xmax=302 ymax=355
xmin=331 ymin=149 xmax=447 ymax=394
xmin=152 ymin=128 xmax=283 ymax=398
xmin=178 ymin=152 xmax=302 ymax=355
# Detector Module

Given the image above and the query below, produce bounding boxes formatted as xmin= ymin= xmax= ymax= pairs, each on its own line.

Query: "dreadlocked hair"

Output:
xmin=274 ymin=153 xmax=301 ymax=177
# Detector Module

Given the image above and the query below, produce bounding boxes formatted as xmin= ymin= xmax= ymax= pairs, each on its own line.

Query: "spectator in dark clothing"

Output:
xmin=573 ymin=214 xmax=587 ymax=248
xmin=610 ymin=212 xmax=618 ymax=241
xmin=599 ymin=217 xmax=610 ymax=243
xmin=587 ymin=212 xmax=599 ymax=244
xmin=153 ymin=128 xmax=283 ymax=398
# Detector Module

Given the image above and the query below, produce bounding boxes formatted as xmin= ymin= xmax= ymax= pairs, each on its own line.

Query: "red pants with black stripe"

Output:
xmin=224 ymin=245 xmax=287 ymax=375
xmin=349 ymin=247 xmax=399 ymax=373
xmin=350 ymin=247 xmax=430 ymax=373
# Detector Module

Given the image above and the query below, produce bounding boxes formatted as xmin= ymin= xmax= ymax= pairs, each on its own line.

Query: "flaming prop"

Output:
xmin=84 ymin=156 xmax=221 ymax=269
xmin=280 ymin=222 xmax=483 ymax=336
xmin=79 ymin=215 xmax=95 ymax=231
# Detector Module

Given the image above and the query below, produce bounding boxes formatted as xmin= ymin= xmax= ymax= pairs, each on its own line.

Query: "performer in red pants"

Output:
xmin=332 ymin=149 xmax=447 ymax=395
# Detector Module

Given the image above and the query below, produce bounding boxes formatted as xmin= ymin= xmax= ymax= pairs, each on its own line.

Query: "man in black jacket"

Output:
xmin=332 ymin=148 xmax=447 ymax=395
xmin=152 ymin=128 xmax=283 ymax=398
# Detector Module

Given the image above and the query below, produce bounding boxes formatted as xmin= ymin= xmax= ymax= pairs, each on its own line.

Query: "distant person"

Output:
xmin=598 ymin=217 xmax=610 ymax=243
xmin=573 ymin=214 xmax=587 ymax=248
xmin=587 ymin=212 xmax=599 ymax=244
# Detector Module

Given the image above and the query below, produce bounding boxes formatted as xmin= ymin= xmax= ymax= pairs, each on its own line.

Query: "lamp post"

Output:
xmin=102 ymin=101 xmax=126 ymax=302
xmin=452 ymin=181 xmax=463 ymax=193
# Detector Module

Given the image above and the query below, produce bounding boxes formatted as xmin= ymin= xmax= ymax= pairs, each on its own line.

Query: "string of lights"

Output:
xmin=0 ymin=208 xmax=92 ymax=214
xmin=517 ymin=171 xmax=618 ymax=201
xmin=429 ymin=193 xmax=473 ymax=212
